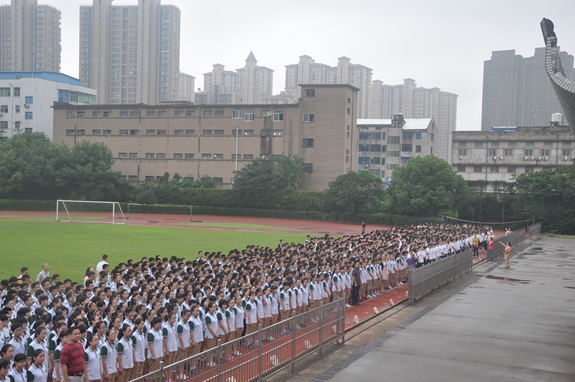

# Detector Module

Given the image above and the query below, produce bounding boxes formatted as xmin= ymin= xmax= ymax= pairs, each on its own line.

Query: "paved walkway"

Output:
xmin=317 ymin=237 xmax=575 ymax=382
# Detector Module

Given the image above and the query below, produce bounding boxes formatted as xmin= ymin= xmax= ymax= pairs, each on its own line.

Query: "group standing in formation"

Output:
xmin=0 ymin=223 xmax=495 ymax=381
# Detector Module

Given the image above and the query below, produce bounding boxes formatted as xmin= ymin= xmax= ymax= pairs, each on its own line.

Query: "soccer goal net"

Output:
xmin=56 ymin=200 xmax=127 ymax=225
xmin=443 ymin=216 xmax=530 ymax=232
xmin=126 ymin=203 xmax=194 ymax=221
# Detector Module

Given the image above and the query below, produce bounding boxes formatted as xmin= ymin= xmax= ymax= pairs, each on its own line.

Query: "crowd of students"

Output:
xmin=0 ymin=223 xmax=493 ymax=382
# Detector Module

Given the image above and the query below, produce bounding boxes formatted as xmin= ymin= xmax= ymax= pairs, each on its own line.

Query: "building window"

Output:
xmin=203 ymin=110 xmax=213 ymax=117
xmin=244 ymin=112 xmax=254 ymax=121
xmin=473 ymin=165 xmax=482 ymax=173
xmin=504 ymin=149 xmax=514 ymax=156
xmin=103 ymin=111 xmax=112 ymax=117
xmin=156 ymin=153 xmax=166 ymax=159
xmin=147 ymin=111 xmax=156 ymax=117
xmin=305 ymin=89 xmax=315 ymax=97
xmin=541 ymin=149 xmax=550 ymax=157
xmin=92 ymin=129 xmax=101 ymax=135
xmin=490 ymin=165 xmax=499 ymax=173
xmin=119 ymin=175 xmax=127 ymax=181
xmin=358 ymin=144 xmax=370 ymax=152
xmin=15 ymin=105 xmax=20 ymax=113
xmin=303 ymin=163 xmax=313 ymax=172
xmin=457 ymin=165 xmax=466 ymax=172
xmin=260 ymin=130 xmax=271 ymax=136
xmin=213 ymin=177 xmax=223 ymax=183
xmin=14 ymin=88 xmax=20 ymax=97
xmin=525 ymin=166 xmax=533 ymax=173
xmin=128 ymin=175 xmax=138 ymax=182
xmin=202 ymin=154 xmax=212 ymax=160
xmin=103 ymin=130 xmax=111 ymax=135
xmin=214 ymin=154 xmax=223 ymax=160
xmin=175 ymin=111 xmax=184 ymax=117
xmin=244 ymin=130 xmax=254 ymax=136
xmin=146 ymin=129 xmax=155 ymax=135
xmin=157 ymin=130 xmax=166 ymax=135
xmin=370 ymin=144 xmax=381 ymax=152
xmin=129 ymin=153 xmax=138 ymax=158
xmin=130 ymin=130 xmax=139 ymax=135
xmin=145 ymin=176 xmax=155 ymax=182
xmin=173 ymin=153 xmax=183 ymax=159
xmin=0 ymin=105 xmax=8 ymax=113
xmin=389 ymin=136 xmax=400 ymax=144
xmin=273 ymin=130 xmax=283 ymax=136
xmin=118 ymin=152 xmax=128 ymax=158
xmin=507 ymin=166 xmax=516 ymax=173
xmin=233 ymin=110 xmax=243 ymax=119
xmin=261 ymin=110 xmax=272 ymax=116
xmin=0 ymin=88 xmax=9 ymax=97
xmin=66 ymin=129 xmax=74 ymax=135
xmin=25 ymin=96 xmax=33 ymax=104
xmin=431 ymin=133 xmax=434 ymax=142
xmin=524 ymin=149 xmax=533 ymax=157
xmin=145 ymin=153 xmax=155 ymax=159
xmin=186 ymin=111 xmax=195 ymax=117
xmin=185 ymin=129 xmax=195 ymax=136
xmin=273 ymin=111 xmax=284 ymax=121
xmin=415 ymin=145 xmax=422 ymax=153
xmin=185 ymin=153 xmax=194 ymax=159
xmin=458 ymin=149 xmax=467 ymax=156
xmin=232 ymin=129 xmax=242 ymax=136
xmin=303 ymin=114 xmax=314 ymax=122
xmin=347 ymin=132 xmax=350 ymax=138
xmin=215 ymin=110 xmax=225 ymax=117
xmin=92 ymin=111 xmax=101 ymax=117
xmin=158 ymin=111 xmax=167 ymax=117
xmin=25 ymin=112 xmax=33 ymax=120
xmin=358 ymin=157 xmax=370 ymax=164
xmin=244 ymin=154 xmax=254 ymax=160
xmin=174 ymin=130 xmax=183 ymax=135
xmin=303 ymin=138 xmax=314 ymax=147
xmin=370 ymin=157 xmax=381 ymax=165
xmin=382 ymin=145 xmax=387 ymax=153
xmin=231 ymin=154 xmax=241 ymax=160
xmin=347 ymin=108 xmax=350 ymax=115
xmin=416 ymin=132 xmax=422 ymax=140
xmin=203 ymin=130 xmax=212 ymax=136
xmin=130 ymin=111 xmax=140 ymax=117
xmin=562 ymin=149 xmax=572 ymax=156
xmin=488 ymin=149 xmax=497 ymax=156
xmin=401 ymin=144 xmax=412 ymax=152
xmin=120 ymin=111 xmax=129 ymax=117
xmin=402 ymin=132 xmax=412 ymax=139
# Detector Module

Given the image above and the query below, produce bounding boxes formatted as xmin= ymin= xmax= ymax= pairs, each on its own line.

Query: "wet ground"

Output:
xmin=326 ymin=237 xmax=575 ymax=382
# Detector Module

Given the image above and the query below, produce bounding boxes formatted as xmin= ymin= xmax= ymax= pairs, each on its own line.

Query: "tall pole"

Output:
xmin=235 ymin=126 xmax=239 ymax=171
xmin=137 ymin=107 xmax=142 ymax=187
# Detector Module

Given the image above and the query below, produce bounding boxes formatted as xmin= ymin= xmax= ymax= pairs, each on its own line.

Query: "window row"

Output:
xmin=118 ymin=153 xmax=256 ymax=160
xmin=458 ymin=148 xmax=573 ymax=157
xmin=358 ymin=157 xmax=386 ymax=165
xmin=457 ymin=165 xmax=540 ymax=173
xmin=66 ymin=129 xmax=285 ymax=137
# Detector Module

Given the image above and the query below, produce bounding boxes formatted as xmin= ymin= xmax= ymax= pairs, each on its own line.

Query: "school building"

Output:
xmin=52 ymin=84 xmax=359 ymax=191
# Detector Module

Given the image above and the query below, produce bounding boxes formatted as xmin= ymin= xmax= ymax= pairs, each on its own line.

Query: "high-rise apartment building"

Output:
xmin=369 ymin=78 xmax=457 ymax=162
xmin=481 ymin=48 xmax=575 ymax=131
xmin=282 ymin=55 xmax=372 ymax=118
xmin=177 ymin=72 xmax=194 ymax=102
xmin=79 ymin=0 xmax=180 ymax=105
xmin=0 ymin=0 xmax=61 ymax=72
xmin=196 ymin=52 xmax=273 ymax=105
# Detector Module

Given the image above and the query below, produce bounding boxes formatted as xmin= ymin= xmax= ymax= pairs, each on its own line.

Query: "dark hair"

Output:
xmin=0 ymin=359 xmax=10 ymax=370
xmin=0 ymin=344 xmax=13 ymax=358
xmin=32 ymin=349 xmax=45 ymax=363
xmin=151 ymin=317 xmax=163 ymax=327
xmin=13 ymin=353 xmax=27 ymax=363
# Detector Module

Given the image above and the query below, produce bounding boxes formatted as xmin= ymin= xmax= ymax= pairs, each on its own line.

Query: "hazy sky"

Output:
xmin=10 ymin=0 xmax=575 ymax=130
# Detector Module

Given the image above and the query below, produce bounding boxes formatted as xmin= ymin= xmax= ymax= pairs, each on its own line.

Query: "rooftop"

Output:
xmin=357 ymin=118 xmax=433 ymax=130
xmin=0 ymin=71 xmax=81 ymax=86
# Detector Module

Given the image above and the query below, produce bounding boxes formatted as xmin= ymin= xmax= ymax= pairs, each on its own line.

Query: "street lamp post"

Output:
xmin=235 ymin=126 xmax=239 ymax=172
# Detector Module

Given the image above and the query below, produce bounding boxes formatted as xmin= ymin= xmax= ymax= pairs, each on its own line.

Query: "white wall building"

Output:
xmin=0 ymin=72 xmax=96 ymax=141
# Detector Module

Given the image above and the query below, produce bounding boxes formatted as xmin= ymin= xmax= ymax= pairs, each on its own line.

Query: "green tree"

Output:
xmin=388 ymin=155 xmax=472 ymax=217
xmin=513 ymin=165 xmax=575 ymax=234
xmin=232 ymin=155 xmax=303 ymax=207
xmin=326 ymin=171 xmax=384 ymax=214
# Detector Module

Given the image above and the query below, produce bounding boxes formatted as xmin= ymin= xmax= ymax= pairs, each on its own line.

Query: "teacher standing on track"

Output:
xmin=504 ymin=242 xmax=511 ymax=269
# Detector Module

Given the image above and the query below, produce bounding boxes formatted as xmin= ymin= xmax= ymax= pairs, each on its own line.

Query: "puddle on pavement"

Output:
xmin=532 ymin=248 xmax=543 ymax=251
xmin=484 ymin=275 xmax=531 ymax=284
xmin=565 ymin=286 xmax=575 ymax=290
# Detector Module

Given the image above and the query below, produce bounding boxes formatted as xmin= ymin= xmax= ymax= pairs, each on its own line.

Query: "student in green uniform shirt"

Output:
xmin=26 ymin=328 xmax=48 ymax=370
xmin=100 ymin=329 xmax=118 ymax=382
xmin=0 ymin=359 xmax=11 ymax=382
xmin=84 ymin=334 xmax=102 ymax=382
xmin=8 ymin=354 xmax=27 ymax=382
xmin=51 ymin=330 xmax=69 ymax=382
xmin=26 ymin=350 xmax=47 ymax=382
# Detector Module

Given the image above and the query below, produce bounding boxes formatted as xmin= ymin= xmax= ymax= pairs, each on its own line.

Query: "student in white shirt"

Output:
xmin=100 ymin=329 xmax=118 ymax=382
xmin=8 ymin=354 xmax=27 ymax=382
xmin=26 ymin=350 xmax=48 ymax=382
xmin=50 ymin=330 xmax=69 ymax=382
xmin=116 ymin=325 xmax=134 ymax=382
xmin=146 ymin=318 xmax=164 ymax=373
xmin=85 ymin=334 xmax=102 ymax=382
xmin=130 ymin=319 xmax=146 ymax=380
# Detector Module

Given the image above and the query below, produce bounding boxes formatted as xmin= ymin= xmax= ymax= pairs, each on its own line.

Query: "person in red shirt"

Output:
xmin=60 ymin=327 xmax=87 ymax=382
xmin=488 ymin=237 xmax=494 ymax=263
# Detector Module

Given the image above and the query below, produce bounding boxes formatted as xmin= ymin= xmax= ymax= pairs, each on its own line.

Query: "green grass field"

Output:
xmin=0 ymin=220 xmax=305 ymax=283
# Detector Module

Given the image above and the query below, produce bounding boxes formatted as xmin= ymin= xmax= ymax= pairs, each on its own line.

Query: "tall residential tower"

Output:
xmin=0 ymin=0 xmax=61 ymax=72
xmin=79 ymin=0 xmax=180 ymax=105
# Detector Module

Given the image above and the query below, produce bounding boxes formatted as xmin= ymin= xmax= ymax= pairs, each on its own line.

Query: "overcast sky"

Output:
xmin=10 ymin=0 xmax=575 ymax=130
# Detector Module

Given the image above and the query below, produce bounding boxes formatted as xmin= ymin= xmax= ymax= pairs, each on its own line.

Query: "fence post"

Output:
xmin=216 ymin=339 xmax=222 ymax=382
xmin=291 ymin=310 xmax=296 ymax=374
xmin=408 ymin=269 xmax=413 ymax=305
xmin=258 ymin=324 xmax=263 ymax=381
xmin=319 ymin=301 xmax=324 ymax=358
xmin=340 ymin=294 xmax=346 ymax=345
xmin=158 ymin=361 xmax=164 ymax=382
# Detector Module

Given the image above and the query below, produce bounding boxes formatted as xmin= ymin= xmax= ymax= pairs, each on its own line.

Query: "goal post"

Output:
xmin=126 ymin=203 xmax=200 ymax=222
xmin=56 ymin=200 xmax=127 ymax=225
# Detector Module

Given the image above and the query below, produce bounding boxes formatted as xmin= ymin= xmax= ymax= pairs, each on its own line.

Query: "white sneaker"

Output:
xmin=346 ymin=304 xmax=351 ymax=308
xmin=207 ymin=362 xmax=217 ymax=368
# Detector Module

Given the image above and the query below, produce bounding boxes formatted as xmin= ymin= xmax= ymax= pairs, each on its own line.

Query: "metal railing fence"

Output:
xmin=129 ymin=297 xmax=345 ymax=382
xmin=527 ymin=222 xmax=542 ymax=237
